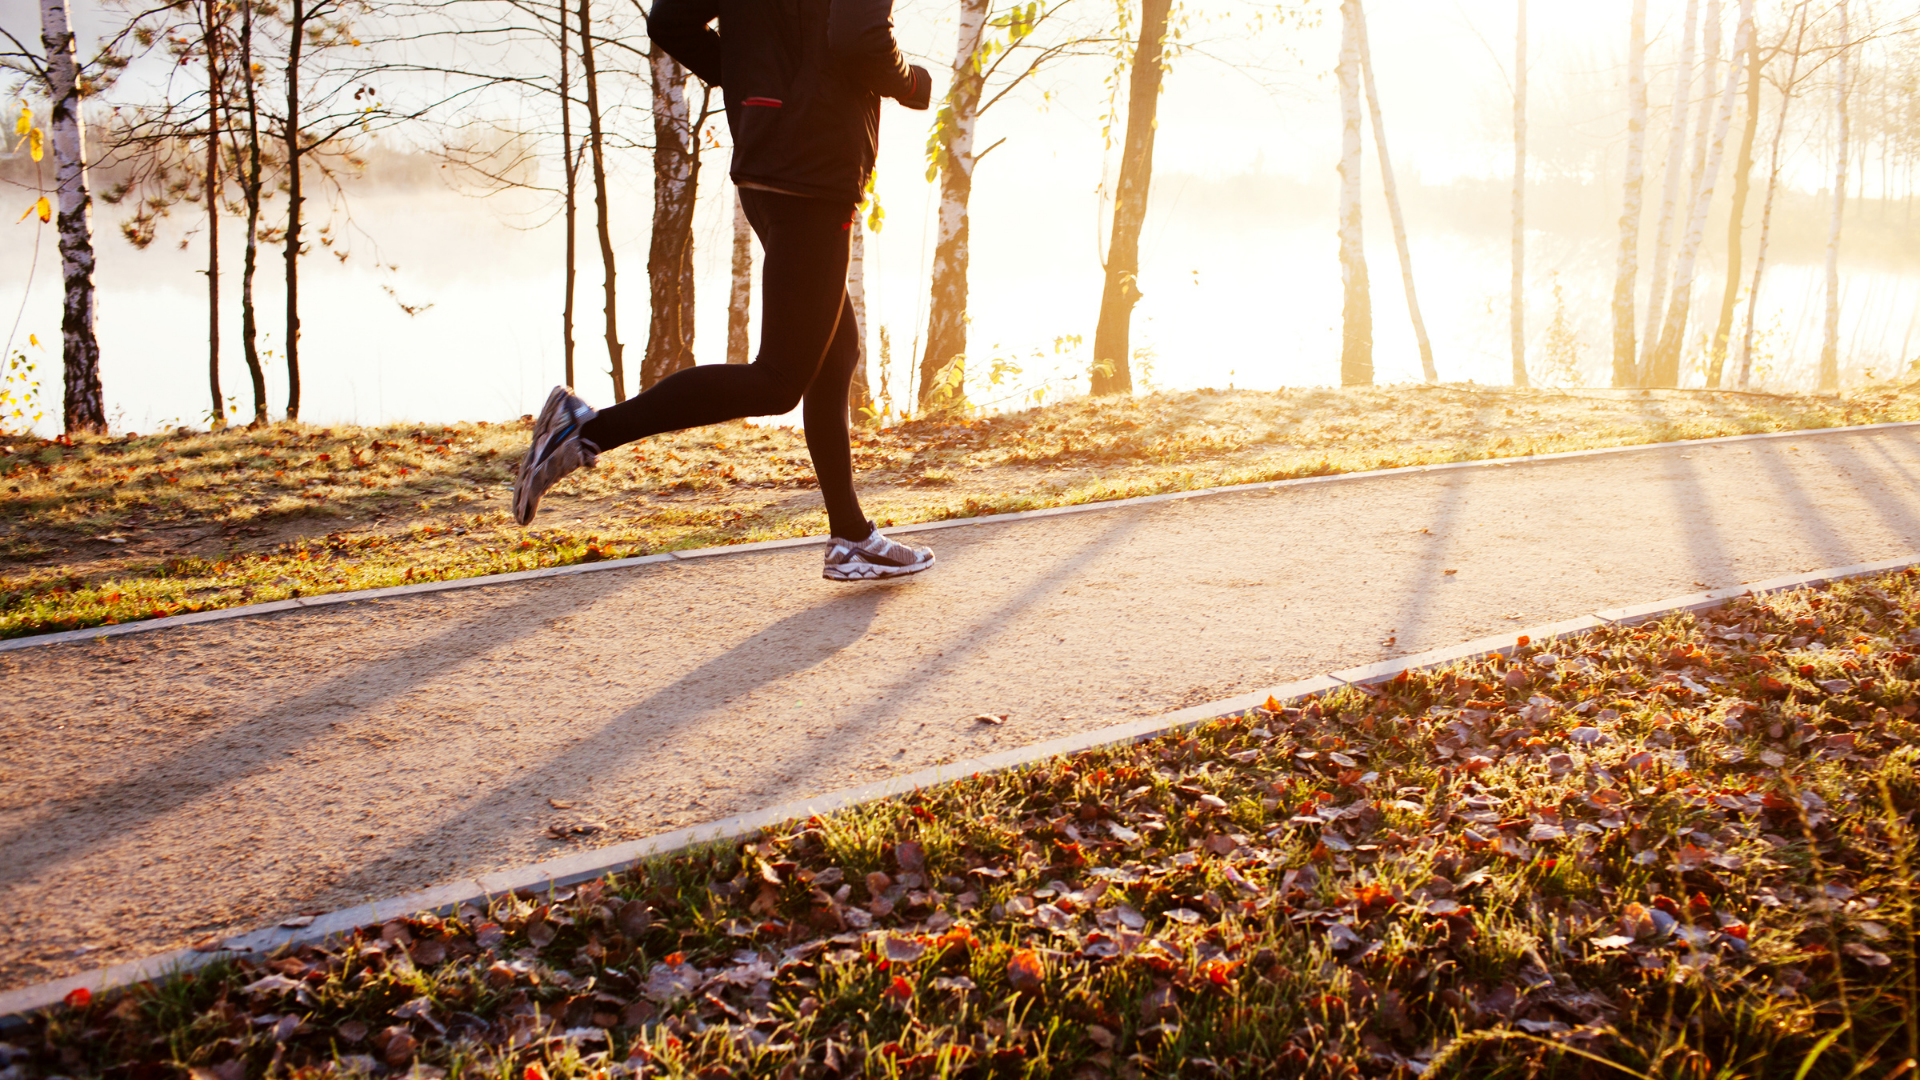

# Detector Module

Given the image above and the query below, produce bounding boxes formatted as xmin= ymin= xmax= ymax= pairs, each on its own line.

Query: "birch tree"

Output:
xmin=1736 ymin=2 xmax=1811 ymax=388
xmin=918 ymin=0 xmax=988 ymax=410
xmin=1646 ymin=0 xmax=1746 ymax=388
xmin=1509 ymin=0 xmax=1526 ymax=387
xmin=1708 ymin=10 xmax=1763 ymax=387
xmin=40 ymin=0 xmax=105 ymax=433
xmin=1336 ymin=0 xmax=1370 ymax=387
xmin=726 ymin=190 xmax=750 ymax=366
xmin=1641 ymin=0 xmax=1698 ymax=380
xmin=849 ymin=216 xmax=872 ymax=413
xmin=1611 ymin=0 xmax=1649 ymax=387
xmin=918 ymin=0 xmax=1095 ymax=410
xmin=1353 ymin=0 xmax=1433 ymax=382
xmin=642 ymin=50 xmax=706 ymax=391
xmin=1090 ymin=0 xmax=1172 ymax=397
xmin=1818 ymin=0 xmax=1851 ymax=392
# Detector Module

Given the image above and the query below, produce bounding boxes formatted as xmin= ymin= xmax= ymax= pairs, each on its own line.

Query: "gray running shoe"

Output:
xmin=513 ymin=385 xmax=600 ymax=526
xmin=823 ymin=521 xmax=935 ymax=581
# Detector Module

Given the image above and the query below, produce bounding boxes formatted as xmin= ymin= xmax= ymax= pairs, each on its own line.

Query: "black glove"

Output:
xmin=900 ymin=64 xmax=933 ymax=111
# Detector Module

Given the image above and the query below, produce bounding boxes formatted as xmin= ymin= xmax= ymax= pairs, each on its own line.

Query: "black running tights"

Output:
xmin=580 ymin=188 xmax=870 ymax=541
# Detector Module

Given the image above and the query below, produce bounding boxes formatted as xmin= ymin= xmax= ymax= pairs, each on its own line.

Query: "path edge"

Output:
xmin=6 ymin=419 xmax=1915 ymax=653
xmin=4 ymin=551 xmax=1913 ymax=1024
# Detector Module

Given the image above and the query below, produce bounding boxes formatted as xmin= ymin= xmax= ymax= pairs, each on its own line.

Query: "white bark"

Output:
xmin=39 ymin=0 xmax=104 ymax=432
xmin=1511 ymin=0 xmax=1528 ymax=387
xmin=1641 ymin=0 xmax=1698 ymax=378
xmin=1354 ymin=0 xmax=1432 ymax=383
xmin=644 ymin=50 xmax=698 ymax=389
xmin=848 ymin=217 xmax=871 ymax=412
xmin=916 ymin=0 xmax=987 ymax=408
xmin=1337 ymin=0 xmax=1371 ymax=386
xmin=1611 ymin=0 xmax=1649 ymax=386
xmin=1648 ymin=0 xmax=1748 ymax=386
xmin=1819 ymin=0 xmax=1850 ymax=391
xmin=727 ymin=189 xmax=751 ymax=365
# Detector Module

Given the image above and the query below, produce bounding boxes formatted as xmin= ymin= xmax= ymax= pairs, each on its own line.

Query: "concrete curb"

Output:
xmin=5 ymin=419 xmax=1917 ymax=654
xmin=4 ymin=550 xmax=1914 ymax=1024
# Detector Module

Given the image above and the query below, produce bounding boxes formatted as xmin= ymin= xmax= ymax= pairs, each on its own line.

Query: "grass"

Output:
xmin=7 ymin=567 xmax=1919 ymax=1078
xmin=2 ymin=382 xmax=1918 ymax=639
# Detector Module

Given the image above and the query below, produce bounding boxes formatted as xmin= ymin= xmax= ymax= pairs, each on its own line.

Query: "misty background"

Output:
xmin=3 ymin=0 xmax=1917 ymax=434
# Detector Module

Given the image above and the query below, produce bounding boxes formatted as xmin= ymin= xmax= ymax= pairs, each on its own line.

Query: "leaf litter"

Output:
xmin=11 ymin=570 xmax=1920 ymax=1077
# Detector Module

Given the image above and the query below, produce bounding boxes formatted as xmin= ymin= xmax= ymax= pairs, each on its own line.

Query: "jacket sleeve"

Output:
xmin=648 ymin=0 xmax=724 ymax=86
xmin=828 ymin=0 xmax=930 ymax=107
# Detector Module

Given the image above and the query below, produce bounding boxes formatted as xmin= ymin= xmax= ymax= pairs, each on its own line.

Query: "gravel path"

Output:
xmin=6 ymin=426 xmax=1920 ymax=990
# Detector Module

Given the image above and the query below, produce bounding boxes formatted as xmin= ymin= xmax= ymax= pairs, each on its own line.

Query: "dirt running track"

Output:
xmin=7 ymin=426 xmax=1920 ymax=989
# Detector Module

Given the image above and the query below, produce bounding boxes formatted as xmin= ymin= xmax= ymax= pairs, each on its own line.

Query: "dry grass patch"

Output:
xmin=2 ymin=382 xmax=1915 ymax=638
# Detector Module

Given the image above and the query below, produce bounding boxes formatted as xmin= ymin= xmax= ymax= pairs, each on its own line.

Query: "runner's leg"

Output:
xmin=802 ymin=291 xmax=870 ymax=541
xmin=579 ymin=190 xmax=851 ymax=456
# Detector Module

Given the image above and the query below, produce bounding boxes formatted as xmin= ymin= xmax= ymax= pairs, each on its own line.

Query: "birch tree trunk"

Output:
xmin=1510 ymin=0 xmax=1528 ymax=387
xmin=1648 ymin=0 xmax=1748 ymax=387
xmin=40 ymin=0 xmax=104 ymax=433
xmin=580 ymin=0 xmax=625 ymax=401
xmin=727 ymin=189 xmax=751 ymax=365
xmin=917 ymin=0 xmax=988 ymax=411
xmin=561 ymin=0 xmax=577 ymax=388
xmin=1641 ymin=0 xmax=1698 ymax=381
xmin=282 ymin=0 xmax=305 ymax=419
xmin=1737 ymin=4 xmax=1809 ymax=388
xmin=849 ymin=216 xmax=872 ymax=414
xmin=238 ymin=0 xmax=267 ymax=425
xmin=1090 ymin=0 xmax=1173 ymax=397
xmin=1611 ymin=0 xmax=1649 ymax=387
xmin=1818 ymin=0 xmax=1851 ymax=392
xmin=1354 ymin=0 xmax=1434 ymax=382
xmin=643 ymin=51 xmax=699 ymax=391
xmin=1337 ymin=0 xmax=1372 ymax=387
xmin=204 ymin=0 xmax=223 ymax=426
xmin=1708 ymin=16 xmax=1761 ymax=387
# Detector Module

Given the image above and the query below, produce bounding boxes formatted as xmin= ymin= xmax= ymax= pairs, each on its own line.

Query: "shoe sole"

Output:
xmin=822 ymin=555 xmax=935 ymax=582
xmin=513 ymin=387 xmax=575 ymax=526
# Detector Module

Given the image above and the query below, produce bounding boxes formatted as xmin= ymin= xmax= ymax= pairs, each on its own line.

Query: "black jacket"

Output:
xmin=649 ymin=0 xmax=931 ymax=204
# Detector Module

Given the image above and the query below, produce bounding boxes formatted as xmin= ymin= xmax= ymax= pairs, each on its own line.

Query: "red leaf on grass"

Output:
xmin=1007 ymin=948 xmax=1045 ymax=995
xmin=63 ymin=986 xmax=90 ymax=1008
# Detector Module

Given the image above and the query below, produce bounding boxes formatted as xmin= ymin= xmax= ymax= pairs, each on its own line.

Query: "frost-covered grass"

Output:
xmin=9 ymin=569 xmax=1919 ymax=1078
xmin=2 ymin=382 xmax=1916 ymax=638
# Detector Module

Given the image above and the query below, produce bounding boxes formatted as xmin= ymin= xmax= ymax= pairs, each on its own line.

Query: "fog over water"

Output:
xmin=2 ymin=0 xmax=1916 ymax=433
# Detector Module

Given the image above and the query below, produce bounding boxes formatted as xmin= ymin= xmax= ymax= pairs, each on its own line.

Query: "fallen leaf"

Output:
xmin=62 ymin=986 xmax=91 ymax=1009
xmin=884 ymin=936 xmax=927 ymax=963
xmin=1007 ymin=948 xmax=1045 ymax=995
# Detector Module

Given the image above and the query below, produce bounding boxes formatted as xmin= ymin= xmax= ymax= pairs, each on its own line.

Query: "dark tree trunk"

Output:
xmin=1090 ymin=0 xmax=1172 ymax=397
xmin=560 ymin=0 xmax=577 ymax=388
xmin=238 ymin=0 xmax=267 ymax=424
xmin=579 ymin=0 xmax=624 ymax=401
xmin=205 ymin=0 xmax=223 ymax=425
xmin=283 ymin=0 xmax=304 ymax=420
xmin=643 ymin=51 xmax=700 ymax=391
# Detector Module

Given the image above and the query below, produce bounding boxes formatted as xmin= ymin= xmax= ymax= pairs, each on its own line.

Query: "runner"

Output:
xmin=512 ymin=0 xmax=936 ymax=582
